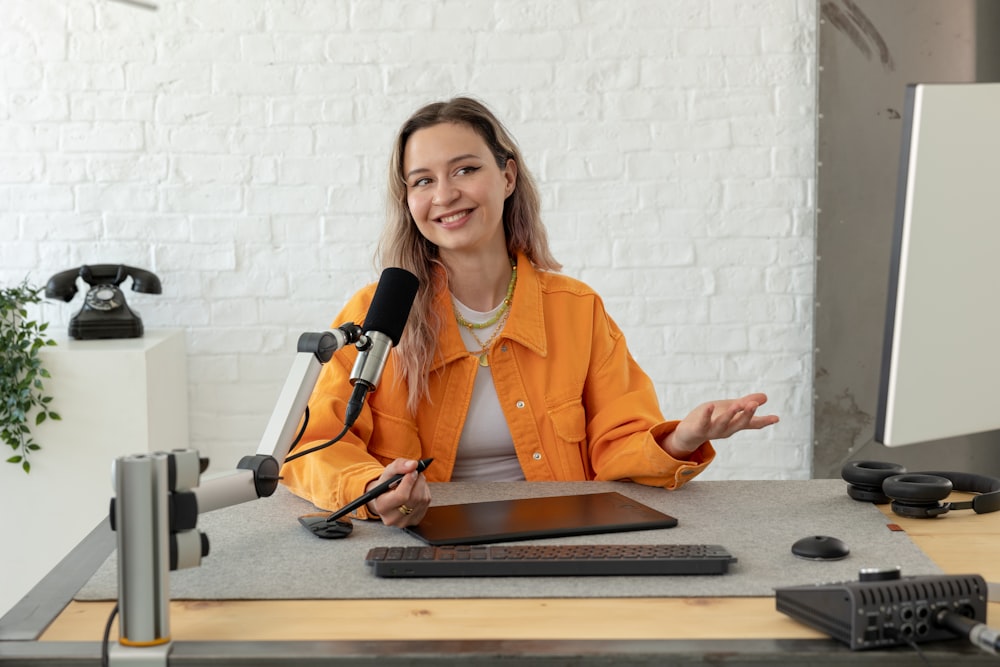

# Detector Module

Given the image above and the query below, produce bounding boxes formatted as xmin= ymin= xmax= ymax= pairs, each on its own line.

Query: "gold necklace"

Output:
xmin=453 ymin=260 xmax=517 ymax=330
xmin=467 ymin=305 xmax=512 ymax=367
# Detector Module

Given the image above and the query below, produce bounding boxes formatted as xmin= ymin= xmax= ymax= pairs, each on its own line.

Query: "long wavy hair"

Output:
xmin=379 ymin=97 xmax=561 ymax=413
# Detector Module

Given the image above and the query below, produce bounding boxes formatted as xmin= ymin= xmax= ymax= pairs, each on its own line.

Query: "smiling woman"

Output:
xmin=278 ymin=97 xmax=779 ymax=528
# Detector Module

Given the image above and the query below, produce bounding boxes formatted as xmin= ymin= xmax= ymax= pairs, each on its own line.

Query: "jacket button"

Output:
xmin=515 ymin=400 xmax=525 ymax=409
xmin=532 ymin=452 xmax=542 ymax=460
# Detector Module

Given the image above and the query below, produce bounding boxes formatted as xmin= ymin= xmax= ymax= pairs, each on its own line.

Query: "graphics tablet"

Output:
xmin=404 ymin=491 xmax=678 ymax=546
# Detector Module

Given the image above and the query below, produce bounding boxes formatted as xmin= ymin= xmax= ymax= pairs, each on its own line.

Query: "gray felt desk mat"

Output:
xmin=76 ymin=479 xmax=941 ymax=600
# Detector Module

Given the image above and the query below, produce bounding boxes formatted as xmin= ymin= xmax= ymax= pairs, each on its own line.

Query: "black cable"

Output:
xmin=899 ymin=634 xmax=930 ymax=665
xmin=282 ymin=422 xmax=350 ymax=463
xmin=101 ymin=603 xmax=119 ymax=667
xmin=290 ymin=406 xmax=310 ymax=449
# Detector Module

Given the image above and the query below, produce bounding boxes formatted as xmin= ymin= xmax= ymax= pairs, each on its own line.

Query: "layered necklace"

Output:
xmin=454 ymin=259 xmax=517 ymax=367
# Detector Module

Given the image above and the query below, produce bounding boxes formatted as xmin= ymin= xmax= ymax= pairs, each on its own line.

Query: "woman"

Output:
xmin=281 ymin=97 xmax=778 ymax=525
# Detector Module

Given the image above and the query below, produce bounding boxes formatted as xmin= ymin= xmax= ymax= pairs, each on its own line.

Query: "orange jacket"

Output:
xmin=280 ymin=255 xmax=715 ymax=514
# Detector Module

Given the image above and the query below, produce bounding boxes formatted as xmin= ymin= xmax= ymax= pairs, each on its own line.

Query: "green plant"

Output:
xmin=1 ymin=279 xmax=60 ymax=473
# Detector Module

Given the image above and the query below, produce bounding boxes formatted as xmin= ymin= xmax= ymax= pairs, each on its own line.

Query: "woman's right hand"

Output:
xmin=366 ymin=458 xmax=432 ymax=527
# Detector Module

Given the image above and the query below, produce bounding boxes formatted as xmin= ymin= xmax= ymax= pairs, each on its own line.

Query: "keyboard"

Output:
xmin=364 ymin=543 xmax=736 ymax=578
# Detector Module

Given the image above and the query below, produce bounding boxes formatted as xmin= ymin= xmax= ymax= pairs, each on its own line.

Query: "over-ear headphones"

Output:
xmin=841 ymin=460 xmax=1000 ymax=518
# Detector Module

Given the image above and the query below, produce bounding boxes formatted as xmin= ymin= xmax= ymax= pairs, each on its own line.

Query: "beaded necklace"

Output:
xmin=453 ymin=259 xmax=517 ymax=331
xmin=453 ymin=258 xmax=517 ymax=367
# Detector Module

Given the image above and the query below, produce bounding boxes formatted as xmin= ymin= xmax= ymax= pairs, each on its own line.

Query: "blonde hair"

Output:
xmin=379 ymin=97 xmax=561 ymax=412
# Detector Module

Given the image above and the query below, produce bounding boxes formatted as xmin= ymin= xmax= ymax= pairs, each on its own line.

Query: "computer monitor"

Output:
xmin=875 ymin=82 xmax=1000 ymax=447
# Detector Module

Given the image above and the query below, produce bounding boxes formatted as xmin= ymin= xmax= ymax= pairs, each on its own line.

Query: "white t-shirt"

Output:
xmin=450 ymin=297 xmax=525 ymax=482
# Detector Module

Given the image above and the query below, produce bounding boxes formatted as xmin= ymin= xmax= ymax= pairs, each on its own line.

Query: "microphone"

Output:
xmin=344 ymin=267 xmax=419 ymax=427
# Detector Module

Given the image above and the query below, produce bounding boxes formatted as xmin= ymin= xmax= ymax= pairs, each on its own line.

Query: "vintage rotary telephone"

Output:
xmin=45 ymin=264 xmax=162 ymax=339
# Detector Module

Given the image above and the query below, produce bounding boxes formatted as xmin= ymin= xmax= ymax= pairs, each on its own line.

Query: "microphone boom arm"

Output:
xmin=109 ymin=325 xmax=361 ymax=663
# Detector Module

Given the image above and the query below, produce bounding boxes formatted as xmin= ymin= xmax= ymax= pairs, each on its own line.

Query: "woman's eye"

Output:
xmin=411 ymin=177 xmax=431 ymax=187
xmin=456 ymin=166 xmax=480 ymax=176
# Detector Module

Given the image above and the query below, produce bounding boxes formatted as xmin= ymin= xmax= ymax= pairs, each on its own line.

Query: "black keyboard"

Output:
xmin=365 ymin=543 xmax=736 ymax=578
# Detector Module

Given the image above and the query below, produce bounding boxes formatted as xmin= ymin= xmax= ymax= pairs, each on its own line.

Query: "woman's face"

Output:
xmin=402 ymin=122 xmax=516 ymax=259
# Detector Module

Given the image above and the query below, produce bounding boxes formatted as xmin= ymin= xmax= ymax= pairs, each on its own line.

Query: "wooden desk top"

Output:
xmin=38 ymin=493 xmax=999 ymax=644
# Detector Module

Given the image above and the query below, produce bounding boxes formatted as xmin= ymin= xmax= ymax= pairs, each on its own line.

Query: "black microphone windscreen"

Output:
xmin=362 ymin=268 xmax=419 ymax=346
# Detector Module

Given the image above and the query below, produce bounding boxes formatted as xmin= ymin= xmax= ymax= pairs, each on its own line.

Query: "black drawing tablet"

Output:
xmin=404 ymin=491 xmax=678 ymax=546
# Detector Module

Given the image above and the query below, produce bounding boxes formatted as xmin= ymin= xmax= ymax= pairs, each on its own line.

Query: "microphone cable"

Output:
xmin=282 ymin=405 xmax=351 ymax=464
xmin=935 ymin=608 xmax=1000 ymax=655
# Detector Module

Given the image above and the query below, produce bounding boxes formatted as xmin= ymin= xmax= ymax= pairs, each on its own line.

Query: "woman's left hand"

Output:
xmin=660 ymin=392 xmax=779 ymax=458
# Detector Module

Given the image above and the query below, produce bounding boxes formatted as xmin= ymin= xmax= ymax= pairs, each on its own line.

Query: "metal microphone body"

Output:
xmin=350 ymin=330 xmax=394 ymax=390
xmin=343 ymin=268 xmax=419 ymax=427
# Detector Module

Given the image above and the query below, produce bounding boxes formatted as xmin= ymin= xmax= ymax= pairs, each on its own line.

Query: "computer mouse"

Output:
xmin=791 ymin=535 xmax=850 ymax=561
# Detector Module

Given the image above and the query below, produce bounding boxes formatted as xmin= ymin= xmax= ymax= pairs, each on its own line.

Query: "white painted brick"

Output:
xmin=678 ymin=28 xmax=763 ymax=56
xmin=240 ymin=34 xmax=325 ymax=65
xmin=43 ymin=63 xmax=125 ymax=91
xmin=9 ymin=184 xmax=74 ymax=211
xmin=67 ymin=2 xmax=95 ymax=31
xmin=87 ymin=155 xmax=166 ymax=183
xmin=640 ymin=57 xmax=726 ymax=89
xmin=124 ymin=63 xmax=211 ymax=93
xmin=212 ymin=64 xmax=297 ymax=95
xmin=351 ymin=3 xmax=433 ymax=31
xmin=191 ymin=216 xmax=271 ymax=244
xmin=20 ymin=214 xmax=100 ymax=241
xmin=103 ymin=215 xmax=190 ymax=242
xmin=6 ymin=0 xmax=68 ymax=32
xmin=188 ymin=355 xmax=240 ymax=384
xmin=235 ymin=126 xmax=314 ymax=156
xmin=0 ymin=62 xmax=43 ymax=90
xmin=497 ymin=1 xmax=582 ymax=29
xmin=696 ymin=238 xmax=780 ymax=267
xmin=0 ymin=29 xmax=66 ymax=62
xmin=209 ymin=298 xmax=260 ymax=327
xmin=70 ymin=92 xmax=154 ymax=121
xmin=245 ymin=186 xmax=327 ymax=215
xmin=612 ymin=239 xmax=695 ymax=268
xmin=76 ymin=183 xmax=158 ymax=212
xmin=154 ymin=243 xmax=237 ymax=272
xmin=708 ymin=208 xmax=793 ymax=238
xmin=160 ymin=185 xmax=243 ymax=213
xmin=9 ymin=92 xmax=69 ymax=121
xmin=766 ymin=265 xmax=812 ymax=295
xmin=277 ymin=156 xmax=361 ymax=186
xmin=0 ymin=155 xmax=43 ymax=182
xmin=68 ymin=33 xmax=154 ymax=63
xmin=157 ymin=33 xmax=241 ymax=63
xmin=161 ymin=126 xmax=231 ymax=154
xmin=176 ymin=1 xmax=266 ymax=32
xmin=60 ymin=122 xmax=144 ymax=152
xmin=0 ymin=241 xmax=40 ymax=271
xmin=204 ymin=269 xmax=288 ymax=300
xmin=170 ymin=155 xmax=250 ymax=184
xmin=710 ymin=294 xmax=797 ymax=324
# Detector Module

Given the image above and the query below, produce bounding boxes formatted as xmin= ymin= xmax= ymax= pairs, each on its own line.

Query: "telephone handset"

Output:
xmin=45 ymin=264 xmax=162 ymax=340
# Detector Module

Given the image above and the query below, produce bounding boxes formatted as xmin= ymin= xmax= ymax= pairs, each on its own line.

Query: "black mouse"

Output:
xmin=791 ymin=535 xmax=850 ymax=561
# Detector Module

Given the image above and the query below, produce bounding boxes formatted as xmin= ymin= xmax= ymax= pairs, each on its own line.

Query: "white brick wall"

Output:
xmin=0 ymin=0 xmax=816 ymax=480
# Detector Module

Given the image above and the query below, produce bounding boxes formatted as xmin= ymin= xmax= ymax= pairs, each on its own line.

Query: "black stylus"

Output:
xmin=324 ymin=458 xmax=433 ymax=523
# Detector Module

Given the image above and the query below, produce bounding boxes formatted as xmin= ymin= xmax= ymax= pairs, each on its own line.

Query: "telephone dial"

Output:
xmin=45 ymin=264 xmax=162 ymax=340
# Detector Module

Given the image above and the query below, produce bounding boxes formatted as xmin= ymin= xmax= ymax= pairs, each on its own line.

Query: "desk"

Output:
xmin=1 ymin=481 xmax=997 ymax=666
